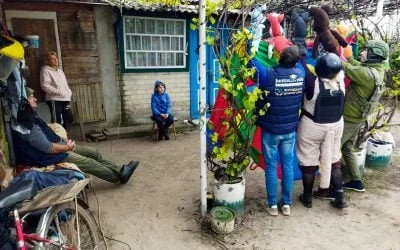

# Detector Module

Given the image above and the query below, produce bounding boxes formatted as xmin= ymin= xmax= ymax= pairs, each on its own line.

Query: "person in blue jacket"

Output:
xmin=151 ymin=80 xmax=174 ymax=140
xmin=251 ymin=45 xmax=306 ymax=216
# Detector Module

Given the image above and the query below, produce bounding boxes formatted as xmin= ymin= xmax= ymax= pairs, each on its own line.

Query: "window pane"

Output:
xmin=179 ymin=38 xmax=184 ymax=50
xmin=132 ymin=36 xmax=141 ymax=50
xmin=127 ymin=52 xmax=136 ymax=67
xmin=125 ymin=18 xmax=135 ymax=33
xmin=123 ymin=16 xmax=186 ymax=68
xmin=158 ymin=53 xmax=166 ymax=66
xmin=171 ymin=37 xmax=179 ymax=50
xmin=135 ymin=18 xmax=145 ymax=33
xmin=166 ymin=53 xmax=174 ymax=66
xmin=152 ymin=37 xmax=161 ymax=50
xmin=146 ymin=19 xmax=155 ymax=34
xmin=155 ymin=20 xmax=165 ymax=34
xmin=148 ymin=52 xmax=156 ymax=66
xmin=175 ymin=21 xmax=184 ymax=35
xmin=176 ymin=53 xmax=184 ymax=66
xmin=161 ymin=37 xmax=170 ymax=51
xmin=126 ymin=36 xmax=132 ymax=50
xmin=137 ymin=52 xmax=147 ymax=66
xmin=166 ymin=21 xmax=174 ymax=35
xmin=142 ymin=36 xmax=151 ymax=50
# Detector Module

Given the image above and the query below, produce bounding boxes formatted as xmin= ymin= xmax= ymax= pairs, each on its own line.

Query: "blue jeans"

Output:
xmin=261 ymin=130 xmax=296 ymax=206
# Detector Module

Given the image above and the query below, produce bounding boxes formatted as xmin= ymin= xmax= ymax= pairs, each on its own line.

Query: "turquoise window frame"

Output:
xmin=119 ymin=14 xmax=190 ymax=73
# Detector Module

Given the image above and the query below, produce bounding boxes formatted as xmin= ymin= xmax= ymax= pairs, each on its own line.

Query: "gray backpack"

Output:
xmin=361 ymin=67 xmax=385 ymax=119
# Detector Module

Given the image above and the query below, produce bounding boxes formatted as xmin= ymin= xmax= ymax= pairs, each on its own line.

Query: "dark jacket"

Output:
xmin=12 ymin=116 xmax=67 ymax=166
xmin=252 ymin=59 xmax=305 ymax=134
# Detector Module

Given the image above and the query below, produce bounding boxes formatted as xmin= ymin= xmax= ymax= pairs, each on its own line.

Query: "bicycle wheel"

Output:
xmin=35 ymin=201 xmax=99 ymax=250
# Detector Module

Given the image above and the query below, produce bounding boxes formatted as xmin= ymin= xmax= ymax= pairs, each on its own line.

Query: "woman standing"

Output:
xmin=297 ymin=53 xmax=348 ymax=209
xmin=40 ymin=51 xmax=73 ymax=130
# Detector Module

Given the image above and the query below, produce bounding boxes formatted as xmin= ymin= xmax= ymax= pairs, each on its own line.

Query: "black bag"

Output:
xmin=16 ymin=65 xmax=35 ymax=129
xmin=17 ymin=97 xmax=34 ymax=129
xmin=303 ymin=79 xmax=344 ymax=124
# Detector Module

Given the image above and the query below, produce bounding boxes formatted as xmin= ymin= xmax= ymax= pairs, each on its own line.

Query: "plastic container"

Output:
xmin=210 ymin=206 xmax=235 ymax=234
xmin=213 ymin=178 xmax=245 ymax=217
xmin=355 ymin=147 xmax=367 ymax=177
xmin=365 ymin=138 xmax=392 ymax=169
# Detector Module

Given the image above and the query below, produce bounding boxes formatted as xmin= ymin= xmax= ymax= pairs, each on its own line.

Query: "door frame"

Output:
xmin=5 ymin=10 xmax=63 ymax=66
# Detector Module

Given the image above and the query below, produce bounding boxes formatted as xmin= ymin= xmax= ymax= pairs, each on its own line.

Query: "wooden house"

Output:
xmin=1 ymin=0 xmax=219 ymax=131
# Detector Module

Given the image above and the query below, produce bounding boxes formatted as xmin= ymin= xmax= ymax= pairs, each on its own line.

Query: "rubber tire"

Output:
xmin=36 ymin=202 xmax=99 ymax=249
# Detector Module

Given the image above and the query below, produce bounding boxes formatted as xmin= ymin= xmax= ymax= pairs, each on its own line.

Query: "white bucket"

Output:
xmin=24 ymin=35 xmax=39 ymax=48
xmin=354 ymin=147 xmax=367 ymax=177
xmin=213 ymin=178 xmax=245 ymax=216
xmin=366 ymin=138 xmax=392 ymax=169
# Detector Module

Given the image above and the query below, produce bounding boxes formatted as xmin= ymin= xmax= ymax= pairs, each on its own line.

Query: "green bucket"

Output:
xmin=210 ymin=206 xmax=235 ymax=234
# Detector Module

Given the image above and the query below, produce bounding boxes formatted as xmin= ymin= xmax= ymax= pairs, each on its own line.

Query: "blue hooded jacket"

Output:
xmin=151 ymin=80 xmax=171 ymax=115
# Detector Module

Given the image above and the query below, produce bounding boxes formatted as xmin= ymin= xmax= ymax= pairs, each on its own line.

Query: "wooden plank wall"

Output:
xmin=56 ymin=10 xmax=105 ymax=122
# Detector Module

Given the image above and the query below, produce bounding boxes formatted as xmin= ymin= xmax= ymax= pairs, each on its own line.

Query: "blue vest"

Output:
xmin=256 ymin=64 xmax=305 ymax=134
xmin=12 ymin=117 xmax=68 ymax=167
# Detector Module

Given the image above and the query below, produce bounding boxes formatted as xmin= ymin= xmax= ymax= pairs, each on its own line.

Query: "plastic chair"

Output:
xmin=150 ymin=116 xmax=177 ymax=140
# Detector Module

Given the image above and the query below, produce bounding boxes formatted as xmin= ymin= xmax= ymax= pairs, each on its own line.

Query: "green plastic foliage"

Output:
xmin=209 ymin=28 xmax=267 ymax=179
xmin=388 ymin=44 xmax=400 ymax=97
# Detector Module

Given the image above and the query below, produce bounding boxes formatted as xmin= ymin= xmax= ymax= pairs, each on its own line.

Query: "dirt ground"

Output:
xmin=83 ymin=126 xmax=400 ymax=250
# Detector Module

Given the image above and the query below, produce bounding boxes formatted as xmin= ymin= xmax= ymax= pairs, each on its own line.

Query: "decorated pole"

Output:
xmin=199 ymin=0 xmax=207 ymax=217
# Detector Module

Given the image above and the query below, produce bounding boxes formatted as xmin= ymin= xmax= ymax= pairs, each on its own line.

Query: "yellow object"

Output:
xmin=306 ymin=64 xmax=316 ymax=75
xmin=335 ymin=23 xmax=353 ymax=59
xmin=0 ymin=35 xmax=24 ymax=60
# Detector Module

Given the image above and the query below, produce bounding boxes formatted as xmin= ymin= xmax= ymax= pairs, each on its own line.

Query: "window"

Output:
xmin=123 ymin=16 xmax=187 ymax=69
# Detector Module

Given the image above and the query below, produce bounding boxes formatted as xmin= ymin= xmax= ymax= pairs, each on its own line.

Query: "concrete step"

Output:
xmin=76 ymin=121 xmax=198 ymax=141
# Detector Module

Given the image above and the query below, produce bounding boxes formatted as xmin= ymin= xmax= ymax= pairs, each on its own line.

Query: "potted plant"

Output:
xmin=206 ymin=27 xmax=267 ymax=216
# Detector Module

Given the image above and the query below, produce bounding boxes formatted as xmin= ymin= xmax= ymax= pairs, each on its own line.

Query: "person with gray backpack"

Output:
xmin=341 ymin=40 xmax=389 ymax=192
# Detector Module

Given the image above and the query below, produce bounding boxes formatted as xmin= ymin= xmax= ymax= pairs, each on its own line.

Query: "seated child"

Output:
xmin=151 ymin=80 xmax=174 ymax=140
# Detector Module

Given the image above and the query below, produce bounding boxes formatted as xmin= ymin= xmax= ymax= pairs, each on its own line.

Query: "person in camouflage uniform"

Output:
xmin=341 ymin=40 xmax=389 ymax=192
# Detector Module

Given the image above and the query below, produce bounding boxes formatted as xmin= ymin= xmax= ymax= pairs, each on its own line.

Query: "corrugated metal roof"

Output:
xmin=105 ymin=0 xmax=199 ymax=14
xmin=104 ymin=0 xmax=399 ymax=19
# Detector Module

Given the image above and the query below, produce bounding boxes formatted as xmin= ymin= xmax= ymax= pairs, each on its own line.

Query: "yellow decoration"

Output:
xmin=0 ymin=35 xmax=24 ymax=60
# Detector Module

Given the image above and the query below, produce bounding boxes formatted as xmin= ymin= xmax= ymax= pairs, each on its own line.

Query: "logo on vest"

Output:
xmin=274 ymin=75 xmax=304 ymax=96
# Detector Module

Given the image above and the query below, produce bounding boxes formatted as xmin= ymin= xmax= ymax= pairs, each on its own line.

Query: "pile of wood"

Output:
xmin=85 ymin=129 xmax=109 ymax=142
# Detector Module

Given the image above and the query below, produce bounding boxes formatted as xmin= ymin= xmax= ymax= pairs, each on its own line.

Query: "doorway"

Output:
xmin=5 ymin=10 xmax=61 ymax=103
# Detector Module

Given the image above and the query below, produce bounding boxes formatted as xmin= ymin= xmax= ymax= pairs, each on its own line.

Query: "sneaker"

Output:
xmin=313 ymin=188 xmax=335 ymax=200
xmin=265 ymin=205 xmax=278 ymax=216
xmin=279 ymin=204 xmax=290 ymax=216
xmin=330 ymin=198 xmax=349 ymax=209
xmin=343 ymin=180 xmax=365 ymax=192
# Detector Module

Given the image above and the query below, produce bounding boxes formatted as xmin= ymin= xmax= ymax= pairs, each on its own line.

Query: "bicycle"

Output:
xmin=0 ymin=178 xmax=100 ymax=250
